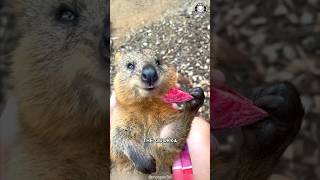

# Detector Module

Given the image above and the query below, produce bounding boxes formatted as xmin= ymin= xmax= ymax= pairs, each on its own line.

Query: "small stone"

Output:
xmin=300 ymin=12 xmax=313 ymax=25
xmin=277 ymin=71 xmax=294 ymax=81
xmin=228 ymin=8 xmax=243 ymax=16
xmin=227 ymin=136 xmax=235 ymax=143
xmin=283 ymin=0 xmax=294 ymax=9
xmin=266 ymin=67 xmax=277 ymax=82
xmin=288 ymin=14 xmax=299 ymax=24
xmin=245 ymin=5 xmax=256 ymax=14
xmin=192 ymin=76 xmax=197 ymax=82
xmin=283 ymin=145 xmax=294 ymax=159
xmin=292 ymin=74 xmax=307 ymax=90
xmin=249 ymin=33 xmax=266 ymax=45
xmin=301 ymin=95 xmax=313 ymax=112
xmin=250 ymin=17 xmax=267 ymax=25
xmin=283 ymin=46 xmax=297 ymax=59
xmin=296 ymin=45 xmax=307 ymax=59
xmin=262 ymin=45 xmax=279 ymax=62
xmin=302 ymin=36 xmax=317 ymax=52
xmin=274 ymin=5 xmax=288 ymax=16
xmin=240 ymin=27 xmax=255 ymax=36
xmin=234 ymin=5 xmax=256 ymax=25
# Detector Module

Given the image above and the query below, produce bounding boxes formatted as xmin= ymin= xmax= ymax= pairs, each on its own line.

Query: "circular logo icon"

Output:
xmin=195 ymin=3 xmax=207 ymax=13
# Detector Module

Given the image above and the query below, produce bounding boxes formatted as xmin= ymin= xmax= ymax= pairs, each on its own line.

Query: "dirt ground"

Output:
xmin=111 ymin=0 xmax=182 ymax=47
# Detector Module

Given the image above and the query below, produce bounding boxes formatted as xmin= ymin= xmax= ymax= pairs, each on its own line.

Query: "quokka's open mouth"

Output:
xmin=143 ymin=86 xmax=157 ymax=91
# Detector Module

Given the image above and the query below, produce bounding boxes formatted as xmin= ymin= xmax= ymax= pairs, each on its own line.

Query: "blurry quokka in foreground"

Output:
xmin=212 ymin=35 xmax=305 ymax=180
xmin=110 ymin=49 xmax=205 ymax=175
xmin=7 ymin=0 xmax=109 ymax=179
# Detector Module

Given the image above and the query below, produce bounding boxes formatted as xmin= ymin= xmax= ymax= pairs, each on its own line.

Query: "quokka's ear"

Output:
xmin=114 ymin=51 xmax=123 ymax=64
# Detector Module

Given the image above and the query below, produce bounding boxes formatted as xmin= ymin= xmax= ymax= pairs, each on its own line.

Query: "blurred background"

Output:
xmin=214 ymin=0 xmax=320 ymax=179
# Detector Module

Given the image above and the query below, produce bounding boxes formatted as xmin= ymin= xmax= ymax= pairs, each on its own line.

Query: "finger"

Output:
xmin=187 ymin=117 xmax=210 ymax=179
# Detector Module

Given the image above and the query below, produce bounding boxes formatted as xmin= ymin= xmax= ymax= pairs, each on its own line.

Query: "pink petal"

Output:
xmin=163 ymin=87 xmax=194 ymax=104
xmin=212 ymin=86 xmax=268 ymax=129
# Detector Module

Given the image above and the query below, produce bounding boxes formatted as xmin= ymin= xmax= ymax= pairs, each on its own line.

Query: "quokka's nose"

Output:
xmin=141 ymin=64 xmax=158 ymax=86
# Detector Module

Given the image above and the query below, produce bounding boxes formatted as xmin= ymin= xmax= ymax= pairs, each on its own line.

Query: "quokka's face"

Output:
xmin=12 ymin=0 xmax=109 ymax=120
xmin=114 ymin=50 xmax=176 ymax=99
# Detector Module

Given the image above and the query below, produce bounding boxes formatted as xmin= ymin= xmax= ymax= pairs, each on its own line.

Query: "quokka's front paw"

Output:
xmin=185 ymin=87 xmax=205 ymax=113
xmin=128 ymin=149 xmax=156 ymax=174
xmin=252 ymin=82 xmax=304 ymax=122
xmin=242 ymin=82 xmax=304 ymax=156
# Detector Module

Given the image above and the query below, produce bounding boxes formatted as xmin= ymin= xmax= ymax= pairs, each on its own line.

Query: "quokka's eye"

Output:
xmin=155 ymin=58 xmax=161 ymax=66
xmin=127 ymin=63 xmax=135 ymax=70
xmin=55 ymin=4 xmax=79 ymax=24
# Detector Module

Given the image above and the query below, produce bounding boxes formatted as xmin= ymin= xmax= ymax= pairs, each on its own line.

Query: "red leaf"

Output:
xmin=212 ymin=86 xmax=268 ymax=129
xmin=163 ymin=87 xmax=194 ymax=103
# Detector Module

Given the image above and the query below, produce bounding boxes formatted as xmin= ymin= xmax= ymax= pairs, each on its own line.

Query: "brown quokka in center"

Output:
xmin=111 ymin=49 xmax=205 ymax=175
